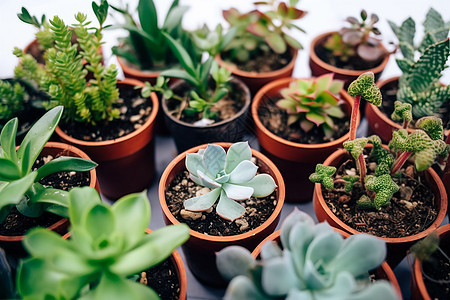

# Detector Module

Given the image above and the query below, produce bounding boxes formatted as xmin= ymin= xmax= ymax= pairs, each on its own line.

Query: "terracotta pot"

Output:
xmin=411 ymin=224 xmax=450 ymax=300
xmin=251 ymin=229 xmax=403 ymax=299
xmin=313 ymin=146 xmax=448 ymax=267
xmin=444 ymin=134 xmax=450 ymax=198
xmin=252 ymin=77 xmax=359 ymax=203
xmin=216 ymin=47 xmax=298 ymax=95
xmin=309 ymin=31 xmax=389 ymax=88
xmin=0 ymin=141 xmax=99 ymax=253
xmin=158 ymin=142 xmax=285 ymax=287
xmin=161 ymin=78 xmax=251 ymax=153
xmin=55 ymin=78 xmax=159 ymax=200
xmin=62 ymin=229 xmax=187 ymax=300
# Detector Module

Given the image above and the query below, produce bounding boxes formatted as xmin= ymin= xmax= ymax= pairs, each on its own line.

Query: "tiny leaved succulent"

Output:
xmin=216 ymin=208 xmax=398 ymax=300
xmin=276 ymin=74 xmax=345 ymax=138
xmin=184 ymin=142 xmax=277 ymax=221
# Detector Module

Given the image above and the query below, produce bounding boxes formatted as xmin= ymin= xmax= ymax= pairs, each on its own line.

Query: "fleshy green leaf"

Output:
xmin=243 ymin=174 xmax=277 ymax=197
xmin=216 ymin=190 xmax=246 ymax=221
xmin=36 ymin=156 xmax=97 ymax=182
xmin=217 ymin=246 xmax=255 ymax=280
xmin=203 ymin=144 xmax=226 ymax=176
xmin=228 ymin=160 xmax=258 ymax=184
xmin=0 ymin=118 xmax=18 ymax=161
xmin=184 ymin=187 xmax=221 ymax=211
xmin=225 ymin=142 xmax=252 ymax=173
xmin=222 ymin=183 xmax=254 ymax=200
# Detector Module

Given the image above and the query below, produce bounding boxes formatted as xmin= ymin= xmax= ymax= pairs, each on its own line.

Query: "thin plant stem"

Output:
xmin=349 ymin=95 xmax=361 ymax=141
xmin=391 ymin=151 xmax=412 ymax=175
xmin=357 ymin=153 xmax=366 ymax=189
xmin=402 ymin=119 xmax=409 ymax=129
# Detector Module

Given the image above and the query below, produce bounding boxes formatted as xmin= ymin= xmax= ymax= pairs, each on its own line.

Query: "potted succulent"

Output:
xmin=410 ymin=225 xmax=450 ymax=300
xmin=17 ymin=186 xmax=190 ymax=300
xmin=311 ymin=73 xmax=448 ymax=267
xmin=216 ymin=0 xmax=306 ymax=94
xmin=14 ymin=0 xmax=159 ymax=200
xmin=145 ymin=28 xmax=251 ymax=152
xmin=309 ymin=9 xmax=390 ymax=88
xmin=158 ymin=141 xmax=285 ymax=287
xmin=217 ymin=208 xmax=401 ymax=299
xmin=252 ymin=73 xmax=358 ymax=202
xmin=0 ymin=106 xmax=98 ymax=252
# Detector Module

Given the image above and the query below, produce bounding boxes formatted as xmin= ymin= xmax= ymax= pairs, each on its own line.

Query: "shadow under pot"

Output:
xmin=411 ymin=224 xmax=450 ymax=300
xmin=251 ymin=229 xmax=403 ymax=300
xmin=0 ymin=142 xmax=100 ymax=254
xmin=161 ymin=78 xmax=251 ymax=154
xmin=55 ymin=78 xmax=159 ymax=200
xmin=158 ymin=143 xmax=285 ymax=287
xmin=313 ymin=146 xmax=448 ymax=268
xmin=251 ymin=77 xmax=358 ymax=203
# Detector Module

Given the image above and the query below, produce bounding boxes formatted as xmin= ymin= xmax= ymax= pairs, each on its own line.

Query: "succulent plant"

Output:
xmin=389 ymin=8 xmax=450 ymax=120
xmin=276 ymin=74 xmax=345 ymax=138
xmin=17 ymin=187 xmax=190 ymax=300
xmin=310 ymin=72 xmax=450 ymax=210
xmin=324 ymin=10 xmax=386 ymax=63
xmin=216 ymin=208 xmax=398 ymax=300
xmin=222 ymin=0 xmax=306 ymax=63
xmin=17 ymin=7 xmax=53 ymax=52
xmin=184 ymin=142 xmax=277 ymax=221
xmin=0 ymin=80 xmax=25 ymax=121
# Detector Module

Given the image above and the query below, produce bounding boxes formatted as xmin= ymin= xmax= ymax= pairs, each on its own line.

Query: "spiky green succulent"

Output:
xmin=216 ymin=209 xmax=398 ymax=300
xmin=184 ymin=142 xmax=277 ymax=221
xmin=277 ymin=74 xmax=345 ymax=138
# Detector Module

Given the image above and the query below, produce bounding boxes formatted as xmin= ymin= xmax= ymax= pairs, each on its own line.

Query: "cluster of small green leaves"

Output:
xmin=324 ymin=9 xmax=385 ymax=62
xmin=0 ymin=80 xmax=25 ymax=121
xmin=276 ymin=74 xmax=345 ymax=138
xmin=389 ymin=8 xmax=450 ymax=119
xmin=110 ymin=0 xmax=197 ymax=70
xmin=17 ymin=7 xmax=53 ymax=51
xmin=222 ymin=0 xmax=306 ymax=62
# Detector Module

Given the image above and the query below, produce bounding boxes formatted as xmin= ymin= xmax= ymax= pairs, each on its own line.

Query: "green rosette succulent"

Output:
xmin=217 ymin=209 xmax=398 ymax=300
xmin=184 ymin=142 xmax=277 ymax=221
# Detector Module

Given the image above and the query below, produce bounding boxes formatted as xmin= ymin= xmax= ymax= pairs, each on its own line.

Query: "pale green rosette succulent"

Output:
xmin=184 ymin=142 xmax=277 ymax=221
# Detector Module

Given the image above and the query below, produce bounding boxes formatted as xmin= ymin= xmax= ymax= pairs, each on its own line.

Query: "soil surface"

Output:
xmin=0 ymin=154 xmax=91 ymax=236
xmin=165 ymin=80 xmax=246 ymax=125
xmin=422 ymin=246 xmax=450 ymax=300
xmin=165 ymin=169 xmax=277 ymax=236
xmin=59 ymin=84 xmax=152 ymax=141
xmin=315 ymin=42 xmax=385 ymax=70
xmin=258 ymin=97 xmax=350 ymax=144
xmin=139 ymin=257 xmax=180 ymax=300
xmin=321 ymin=151 xmax=439 ymax=238
xmin=221 ymin=48 xmax=292 ymax=73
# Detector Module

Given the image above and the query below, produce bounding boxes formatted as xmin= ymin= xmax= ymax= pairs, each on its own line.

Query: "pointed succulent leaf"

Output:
xmin=312 ymin=271 xmax=355 ymax=299
xmin=365 ymin=174 xmax=399 ymax=209
xmin=306 ymin=230 xmax=343 ymax=266
xmin=186 ymin=153 xmax=209 ymax=177
xmin=389 ymin=129 xmax=411 ymax=152
xmin=357 ymin=194 xmax=375 ymax=209
xmin=415 ymin=139 xmax=449 ymax=171
xmin=347 ymin=72 xmax=382 ymax=106
xmin=85 ymin=204 xmax=115 ymax=241
xmin=398 ymin=41 xmax=415 ymax=61
xmin=35 ymin=156 xmax=97 ymax=182
xmin=0 ymin=118 xmax=18 ymax=161
xmin=228 ymin=160 xmax=258 ymax=184
xmin=309 ymin=164 xmax=336 ymax=189
xmin=0 ymin=171 xmax=36 ymax=212
xmin=416 ymin=116 xmax=444 ymax=140
xmin=423 ymin=8 xmax=445 ymax=38
xmin=216 ymin=190 xmax=246 ymax=221
xmin=343 ymin=138 xmax=368 ymax=160
xmin=395 ymin=58 xmax=413 ymax=74
xmin=68 ymin=186 xmax=102 ymax=229
xmin=222 ymin=183 xmax=254 ymax=200
xmin=225 ymin=142 xmax=252 ymax=173
xmin=265 ymin=32 xmax=287 ymax=54
xmin=391 ymin=101 xmax=412 ymax=122
xmin=243 ymin=174 xmax=277 ymax=197
xmin=0 ymin=159 xmax=21 ymax=181
xmin=216 ymin=246 xmax=255 ymax=281
xmin=184 ymin=187 xmax=220 ymax=211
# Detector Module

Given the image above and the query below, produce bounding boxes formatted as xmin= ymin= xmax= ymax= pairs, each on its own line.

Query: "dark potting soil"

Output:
xmin=422 ymin=246 xmax=450 ymax=300
xmin=258 ymin=97 xmax=350 ymax=144
xmin=165 ymin=80 xmax=246 ymax=124
xmin=165 ymin=170 xmax=277 ymax=236
xmin=321 ymin=152 xmax=439 ymax=238
xmin=221 ymin=48 xmax=292 ymax=73
xmin=139 ymin=258 xmax=180 ymax=300
xmin=59 ymin=85 xmax=152 ymax=142
xmin=0 ymin=154 xmax=91 ymax=236
xmin=315 ymin=42 xmax=385 ymax=70
xmin=378 ymin=79 xmax=450 ymax=131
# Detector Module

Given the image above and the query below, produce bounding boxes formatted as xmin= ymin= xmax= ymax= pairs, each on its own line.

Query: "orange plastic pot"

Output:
xmin=251 ymin=229 xmax=403 ymax=299
xmin=411 ymin=224 xmax=450 ymax=300
xmin=161 ymin=78 xmax=251 ymax=153
xmin=252 ymin=77 xmax=359 ymax=203
xmin=0 ymin=141 xmax=99 ymax=253
xmin=55 ymin=78 xmax=159 ymax=200
xmin=309 ymin=31 xmax=390 ymax=88
xmin=216 ymin=47 xmax=298 ymax=95
xmin=313 ymin=147 xmax=448 ymax=267
xmin=159 ymin=142 xmax=285 ymax=287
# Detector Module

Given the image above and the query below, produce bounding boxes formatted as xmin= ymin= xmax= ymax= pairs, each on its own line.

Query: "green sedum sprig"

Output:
xmin=0 ymin=80 xmax=25 ymax=121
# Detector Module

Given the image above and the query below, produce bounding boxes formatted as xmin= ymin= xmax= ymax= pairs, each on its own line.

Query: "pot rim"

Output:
xmin=158 ymin=142 xmax=285 ymax=243
xmin=309 ymin=31 xmax=390 ymax=77
xmin=161 ymin=77 xmax=251 ymax=129
xmin=251 ymin=76 xmax=358 ymax=149
xmin=0 ymin=141 xmax=98 ymax=242
xmin=55 ymin=78 xmax=159 ymax=147
xmin=117 ymin=55 xmax=167 ymax=79
xmin=314 ymin=147 xmax=448 ymax=243
xmin=215 ymin=46 xmax=298 ymax=79
xmin=413 ymin=223 xmax=450 ymax=300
